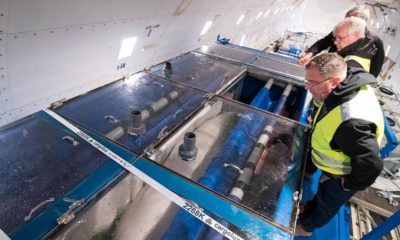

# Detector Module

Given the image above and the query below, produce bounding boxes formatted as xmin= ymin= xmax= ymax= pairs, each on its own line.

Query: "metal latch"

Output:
xmin=57 ymin=198 xmax=85 ymax=225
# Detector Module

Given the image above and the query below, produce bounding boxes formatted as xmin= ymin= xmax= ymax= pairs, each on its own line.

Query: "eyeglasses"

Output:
xmin=304 ymin=77 xmax=333 ymax=88
xmin=333 ymin=34 xmax=350 ymax=42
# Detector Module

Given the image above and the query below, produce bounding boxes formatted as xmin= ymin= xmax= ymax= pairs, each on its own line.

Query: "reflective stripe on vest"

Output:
xmin=312 ymin=148 xmax=352 ymax=174
xmin=344 ymin=55 xmax=371 ymax=72
xmin=311 ymin=85 xmax=384 ymax=175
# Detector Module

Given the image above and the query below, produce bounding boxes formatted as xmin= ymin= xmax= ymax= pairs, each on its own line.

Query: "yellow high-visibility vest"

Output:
xmin=344 ymin=55 xmax=371 ymax=72
xmin=311 ymin=85 xmax=384 ymax=175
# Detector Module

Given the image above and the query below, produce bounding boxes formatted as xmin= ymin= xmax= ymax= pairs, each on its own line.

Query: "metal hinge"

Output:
xmin=57 ymin=198 xmax=85 ymax=225
xmin=50 ymin=98 xmax=66 ymax=109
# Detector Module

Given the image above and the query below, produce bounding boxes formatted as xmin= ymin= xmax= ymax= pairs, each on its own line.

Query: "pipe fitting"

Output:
xmin=127 ymin=110 xmax=145 ymax=136
xmin=162 ymin=61 xmax=172 ymax=78
xmin=179 ymin=132 xmax=198 ymax=161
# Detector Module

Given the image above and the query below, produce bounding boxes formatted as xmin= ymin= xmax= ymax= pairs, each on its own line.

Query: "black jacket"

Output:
xmin=307 ymin=29 xmax=385 ymax=77
xmin=312 ymin=67 xmax=383 ymax=191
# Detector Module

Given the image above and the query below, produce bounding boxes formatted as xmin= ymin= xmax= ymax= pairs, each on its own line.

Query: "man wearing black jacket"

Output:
xmin=298 ymin=6 xmax=384 ymax=78
xmin=295 ymin=53 xmax=384 ymax=236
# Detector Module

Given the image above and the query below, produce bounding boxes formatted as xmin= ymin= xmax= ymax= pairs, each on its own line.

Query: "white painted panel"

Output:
xmin=167 ymin=0 xmax=234 ymax=15
xmin=0 ymin=113 xmax=11 ymax=127
xmin=0 ymin=0 xmax=11 ymax=117
xmin=8 ymin=0 xmax=183 ymax=33
xmin=6 ymin=16 xmax=170 ymax=108
xmin=0 ymin=0 xmax=9 ymax=33
xmin=153 ymin=11 xmax=218 ymax=58
xmin=301 ymin=0 xmax=353 ymax=34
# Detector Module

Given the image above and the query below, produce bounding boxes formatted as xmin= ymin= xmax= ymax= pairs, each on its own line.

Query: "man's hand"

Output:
xmin=298 ymin=52 xmax=314 ymax=66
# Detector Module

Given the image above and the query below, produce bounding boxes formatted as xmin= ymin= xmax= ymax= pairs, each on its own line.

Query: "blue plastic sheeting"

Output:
xmin=298 ymin=91 xmax=312 ymax=125
xmin=162 ymin=110 xmax=268 ymax=239
xmin=273 ymin=127 xmax=306 ymax=227
xmin=163 ymin=84 xmax=307 ymax=239
xmin=55 ymin=74 xmax=206 ymax=154
xmin=149 ymin=52 xmax=244 ymax=93
xmin=251 ymin=86 xmax=273 ymax=111
xmin=242 ymin=84 xmax=301 ymax=228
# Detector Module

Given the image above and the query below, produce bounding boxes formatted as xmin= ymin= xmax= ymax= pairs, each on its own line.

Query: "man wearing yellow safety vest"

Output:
xmin=298 ymin=6 xmax=384 ymax=78
xmin=295 ymin=53 xmax=384 ymax=236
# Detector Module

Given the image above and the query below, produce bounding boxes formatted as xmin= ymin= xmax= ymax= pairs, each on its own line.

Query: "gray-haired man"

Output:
xmin=296 ymin=53 xmax=384 ymax=236
xmin=298 ymin=6 xmax=384 ymax=78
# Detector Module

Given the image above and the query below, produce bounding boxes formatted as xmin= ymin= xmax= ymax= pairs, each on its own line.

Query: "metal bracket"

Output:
xmin=204 ymin=92 xmax=215 ymax=101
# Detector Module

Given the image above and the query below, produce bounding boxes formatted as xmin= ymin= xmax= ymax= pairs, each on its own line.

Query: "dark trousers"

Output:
xmin=299 ymin=175 xmax=356 ymax=232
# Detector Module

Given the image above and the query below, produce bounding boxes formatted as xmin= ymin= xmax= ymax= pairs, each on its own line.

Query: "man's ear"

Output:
xmin=332 ymin=76 xmax=342 ymax=86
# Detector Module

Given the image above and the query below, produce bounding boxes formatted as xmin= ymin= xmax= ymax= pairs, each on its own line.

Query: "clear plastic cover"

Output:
xmin=55 ymin=72 xmax=208 ymax=155
xmin=196 ymin=45 xmax=305 ymax=81
xmin=223 ymin=44 xmax=298 ymax=64
xmin=252 ymin=57 xmax=305 ymax=80
xmin=196 ymin=44 xmax=255 ymax=63
xmin=0 ymin=115 xmax=112 ymax=235
xmin=150 ymin=96 xmax=308 ymax=231
xmin=149 ymin=52 xmax=245 ymax=93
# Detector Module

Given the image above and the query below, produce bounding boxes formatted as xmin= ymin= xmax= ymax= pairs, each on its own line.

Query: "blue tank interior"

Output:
xmin=230 ymin=74 xmax=308 ymax=121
